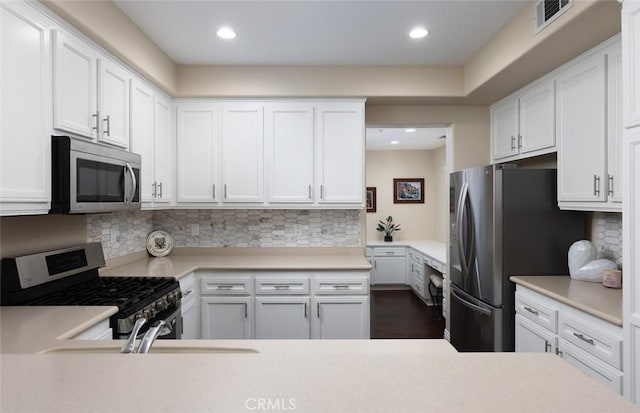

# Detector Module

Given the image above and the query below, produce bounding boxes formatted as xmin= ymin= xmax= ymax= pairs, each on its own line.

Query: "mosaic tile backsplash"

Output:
xmin=88 ymin=209 xmax=363 ymax=258
xmin=592 ymin=212 xmax=623 ymax=267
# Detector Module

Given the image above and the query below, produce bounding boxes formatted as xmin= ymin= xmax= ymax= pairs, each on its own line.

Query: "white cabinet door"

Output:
xmin=557 ymin=53 xmax=607 ymax=202
xmin=607 ymin=45 xmax=624 ymax=204
xmin=315 ymin=103 xmax=364 ymax=204
xmin=491 ymin=97 xmax=519 ymax=160
xmin=176 ymin=104 xmax=220 ymax=203
xmin=265 ymin=103 xmax=315 ymax=203
xmin=53 ymin=30 xmax=98 ymax=139
xmin=515 ymin=314 xmax=557 ymax=353
xmin=559 ymin=339 xmax=623 ymax=395
xmin=201 ymin=296 xmax=252 ymax=339
xmin=312 ymin=296 xmax=369 ymax=339
xmin=373 ymin=256 xmax=406 ymax=284
xmin=0 ymin=2 xmax=51 ymax=213
xmin=181 ymin=297 xmax=198 ymax=339
xmin=519 ymin=79 xmax=555 ymax=154
xmin=153 ymin=93 xmax=173 ymax=204
xmin=221 ymin=103 xmax=264 ymax=203
xmin=97 ymin=59 xmax=130 ymax=148
xmin=130 ymin=79 xmax=155 ymax=203
xmin=623 ymin=1 xmax=640 ymax=128
xmin=255 ymin=296 xmax=310 ymax=339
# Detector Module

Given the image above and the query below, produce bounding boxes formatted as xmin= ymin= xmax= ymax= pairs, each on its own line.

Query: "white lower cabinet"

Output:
xmin=71 ymin=318 xmax=112 ymax=340
xmin=201 ymin=296 xmax=252 ymax=339
xmin=312 ymin=296 xmax=368 ymax=339
xmin=515 ymin=285 xmax=623 ymax=395
xmin=179 ymin=273 xmax=199 ymax=339
xmin=255 ymin=297 xmax=310 ymax=339
xmin=371 ymin=247 xmax=406 ymax=285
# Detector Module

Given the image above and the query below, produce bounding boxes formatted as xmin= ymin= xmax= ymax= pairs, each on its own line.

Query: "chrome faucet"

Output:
xmin=137 ymin=320 xmax=167 ymax=354
xmin=120 ymin=318 xmax=147 ymax=354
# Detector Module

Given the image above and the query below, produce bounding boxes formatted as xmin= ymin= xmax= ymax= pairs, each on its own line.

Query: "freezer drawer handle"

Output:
xmin=524 ymin=306 xmax=539 ymax=316
xmin=451 ymin=289 xmax=491 ymax=316
xmin=573 ymin=332 xmax=595 ymax=345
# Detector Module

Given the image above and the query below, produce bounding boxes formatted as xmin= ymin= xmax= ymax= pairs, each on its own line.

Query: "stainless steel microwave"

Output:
xmin=50 ymin=136 xmax=141 ymax=214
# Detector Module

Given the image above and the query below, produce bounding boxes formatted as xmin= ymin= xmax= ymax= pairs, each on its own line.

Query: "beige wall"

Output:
xmin=0 ymin=215 xmax=86 ymax=261
xmin=365 ymin=105 xmax=490 ymax=172
xmin=42 ymin=0 xmax=177 ymax=94
xmin=365 ymin=149 xmax=446 ymax=242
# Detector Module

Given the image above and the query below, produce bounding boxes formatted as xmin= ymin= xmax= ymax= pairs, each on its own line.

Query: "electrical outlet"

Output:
xmin=191 ymin=223 xmax=199 ymax=236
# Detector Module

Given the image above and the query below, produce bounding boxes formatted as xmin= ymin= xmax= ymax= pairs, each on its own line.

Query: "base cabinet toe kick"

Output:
xmin=181 ymin=270 xmax=370 ymax=341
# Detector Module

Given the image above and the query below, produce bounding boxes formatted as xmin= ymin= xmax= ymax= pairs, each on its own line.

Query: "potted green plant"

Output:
xmin=377 ymin=216 xmax=401 ymax=242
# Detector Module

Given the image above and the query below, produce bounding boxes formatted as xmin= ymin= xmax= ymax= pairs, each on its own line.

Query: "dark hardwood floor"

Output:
xmin=370 ymin=289 xmax=445 ymax=339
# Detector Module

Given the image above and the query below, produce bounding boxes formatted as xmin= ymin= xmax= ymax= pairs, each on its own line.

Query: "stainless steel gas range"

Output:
xmin=1 ymin=243 xmax=182 ymax=339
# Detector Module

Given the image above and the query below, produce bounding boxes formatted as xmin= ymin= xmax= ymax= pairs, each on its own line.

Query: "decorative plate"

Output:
xmin=146 ymin=230 xmax=174 ymax=257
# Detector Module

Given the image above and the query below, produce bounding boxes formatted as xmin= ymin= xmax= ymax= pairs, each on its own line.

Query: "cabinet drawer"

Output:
xmin=515 ymin=291 xmax=558 ymax=332
xmin=558 ymin=314 xmax=622 ymax=369
xmin=255 ymin=277 xmax=309 ymax=295
xmin=312 ymin=277 xmax=368 ymax=295
xmin=430 ymin=261 xmax=444 ymax=272
xmin=373 ymin=247 xmax=406 ymax=257
xmin=559 ymin=339 xmax=623 ymax=395
xmin=407 ymin=248 xmax=416 ymax=260
xmin=201 ymin=277 xmax=252 ymax=295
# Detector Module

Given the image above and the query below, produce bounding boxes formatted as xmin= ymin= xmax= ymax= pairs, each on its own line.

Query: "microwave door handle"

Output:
xmin=123 ymin=165 xmax=129 ymax=204
xmin=126 ymin=163 xmax=136 ymax=205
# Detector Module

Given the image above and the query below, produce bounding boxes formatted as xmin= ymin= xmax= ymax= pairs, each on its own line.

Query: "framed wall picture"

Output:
xmin=366 ymin=187 xmax=377 ymax=212
xmin=393 ymin=178 xmax=424 ymax=204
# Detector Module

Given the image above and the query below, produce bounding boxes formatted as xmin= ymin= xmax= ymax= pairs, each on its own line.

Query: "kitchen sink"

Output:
xmin=39 ymin=346 xmax=259 ymax=354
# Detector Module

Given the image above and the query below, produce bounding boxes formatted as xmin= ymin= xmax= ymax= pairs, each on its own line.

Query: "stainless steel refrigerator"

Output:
xmin=449 ymin=165 xmax=585 ymax=352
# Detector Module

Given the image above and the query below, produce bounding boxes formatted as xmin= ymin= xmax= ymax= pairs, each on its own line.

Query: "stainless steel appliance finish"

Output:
xmin=1 ymin=244 xmax=182 ymax=340
xmin=50 ymin=136 xmax=141 ymax=214
xmin=449 ymin=165 xmax=584 ymax=352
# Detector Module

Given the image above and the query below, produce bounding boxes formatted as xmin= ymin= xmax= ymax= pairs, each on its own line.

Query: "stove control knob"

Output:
xmin=142 ymin=309 xmax=153 ymax=320
xmin=156 ymin=299 xmax=167 ymax=312
xmin=167 ymin=292 xmax=177 ymax=304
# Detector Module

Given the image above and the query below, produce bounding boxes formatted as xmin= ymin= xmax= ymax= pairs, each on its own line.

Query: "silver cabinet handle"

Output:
xmin=216 ymin=285 xmax=234 ymax=290
xmin=573 ymin=332 xmax=595 ymax=345
xmin=212 ymin=184 xmax=216 ymax=199
xmin=244 ymin=302 xmax=248 ymax=318
xmin=308 ymin=184 xmax=312 ymax=199
xmin=103 ymin=115 xmax=111 ymax=136
xmin=518 ymin=134 xmax=523 ymax=149
xmin=224 ymin=184 xmax=227 ymax=200
xmin=152 ymin=182 xmax=157 ymax=199
xmin=608 ymin=175 xmax=614 ymax=197
xmin=304 ymin=302 xmax=307 ymax=318
xmin=333 ymin=285 xmax=349 ymax=289
xmin=545 ymin=341 xmax=551 ymax=353
xmin=524 ymin=306 xmax=539 ymax=316
xmin=386 ymin=251 xmax=394 ymax=255
xmin=158 ymin=182 xmax=163 ymax=199
xmin=593 ymin=175 xmax=601 ymax=196
xmin=181 ymin=289 xmax=193 ymax=297
xmin=92 ymin=111 xmax=100 ymax=131
xmin=273 ymin=285 xmax=291 ymax=290
xmin=317 ymin=302 xmax=320 ymax=318
xmin=374 ymin=260 xmax=377 ymax=268
xmin=320 ymin=185 xmax=324 ymax=200
xmin=511 ymin=136 xmax=516 ymax=151
xmin=557 ymin=349 xmax=563 ymax=357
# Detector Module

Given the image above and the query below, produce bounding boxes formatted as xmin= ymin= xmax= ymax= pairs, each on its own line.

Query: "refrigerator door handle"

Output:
xmin=456 ymin=181 xmax=470 ymax=277
xmin=451 ymin=288 xmax=491 ymax=316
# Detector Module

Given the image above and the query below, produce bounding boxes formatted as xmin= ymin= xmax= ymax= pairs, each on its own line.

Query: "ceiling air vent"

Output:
xmin=535 ymin=0 xmax=572 ymax=33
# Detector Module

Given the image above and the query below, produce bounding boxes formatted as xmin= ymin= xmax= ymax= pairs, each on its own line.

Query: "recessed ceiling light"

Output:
xmin=390 ymin=140 xmax=400 ymax=145
xmin=217 ymin=27 xmax=236 ymax=40
xmin=409 ymin=27 xmax=429 ymax=39
xmin=405 ymin=128 xmax=416 ymax=133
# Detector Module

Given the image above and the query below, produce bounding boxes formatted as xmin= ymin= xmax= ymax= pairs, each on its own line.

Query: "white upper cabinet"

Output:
xmin=53 ymin=29 xmax=130 ymax=148
xmin=557 ymin=37 xmax=622 ymax=211
xmin=491 ymin=78 xmax=555 ymax=163
xmin=130 ymin=79 xmax=155 ymax=204
xmin=176 ymin=104 xmax=220 ymax=203
xmin=131 ymin=79 xmax=173 ymax=206
xmin=265 ymin=103 xmax=315 ymax=203
xmin=0 ymin=2 xmax=51 ymax=215
xmin=97 ymin=59 xmax=130 ymax=148
xmin=623 ymin=1 xmax=640 ymax=129
xmin=221 ymin=103 xmax=264 ymax=203
xmin=53 ymin=29 xmax=98 ymax=140
xmin=315 ymin=102 xmax=365 ymax=205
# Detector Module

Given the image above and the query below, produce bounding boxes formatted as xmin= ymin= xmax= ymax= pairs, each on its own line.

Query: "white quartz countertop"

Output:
xmin=510 ymin=276 xmax=623 ymax=326
xmin=101 ymin=249 xmax=371 ymax=280
xmin=367 ymin=239 xmax=446 ymax=263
